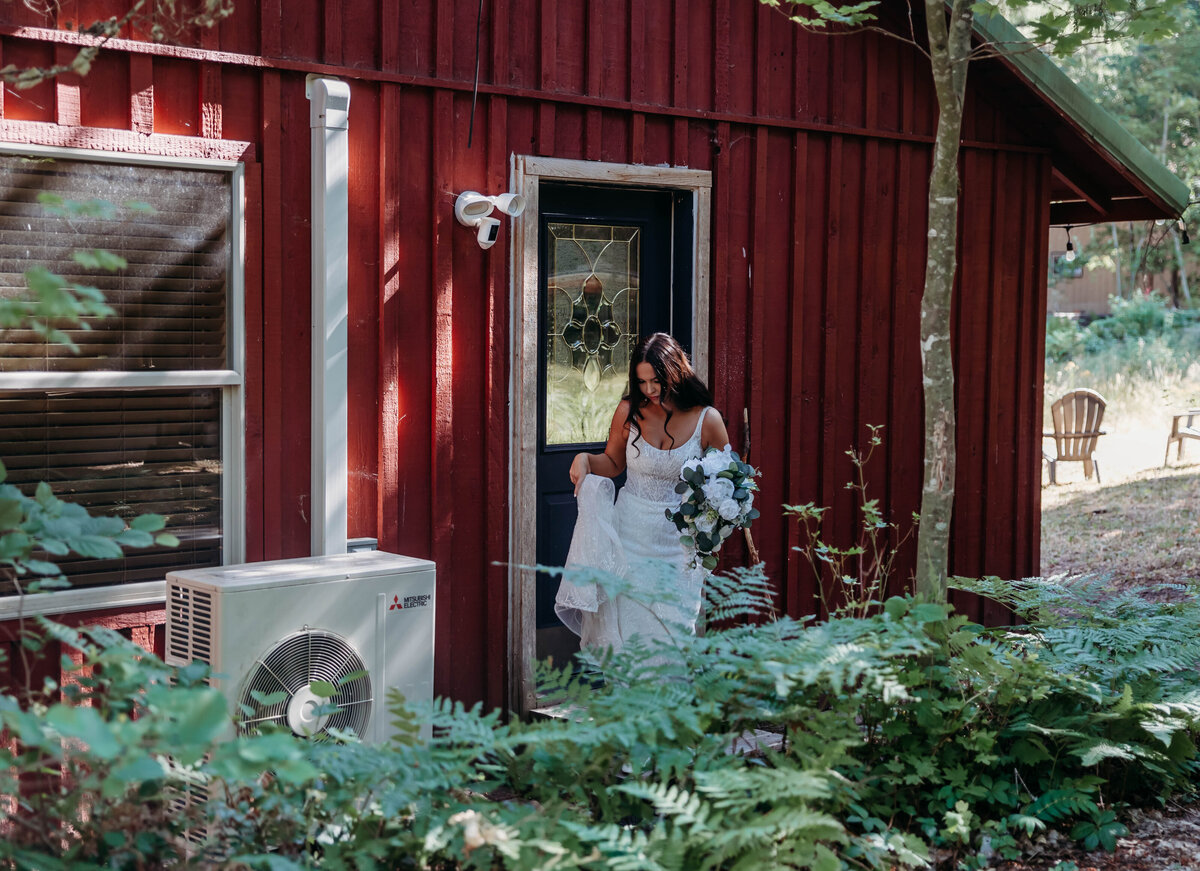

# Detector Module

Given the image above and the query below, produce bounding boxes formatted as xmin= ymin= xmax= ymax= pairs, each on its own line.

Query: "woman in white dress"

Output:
xmin=554 ymin=333 xmax=731 ymax=652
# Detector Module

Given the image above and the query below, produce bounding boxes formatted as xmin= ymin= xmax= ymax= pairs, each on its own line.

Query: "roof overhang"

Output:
xmin=971 ymin=12 xmax=1190 ymax=225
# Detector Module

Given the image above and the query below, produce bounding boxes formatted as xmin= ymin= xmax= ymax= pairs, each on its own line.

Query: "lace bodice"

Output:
xmin=623 ymin=407 xmax=710 ymax=503
xmin=555 ymin=406 xmax=712 ymax=653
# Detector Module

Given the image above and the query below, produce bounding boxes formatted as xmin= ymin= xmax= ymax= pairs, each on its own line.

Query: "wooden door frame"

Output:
xmin=507 ymin=156 xmax=712 ymax=715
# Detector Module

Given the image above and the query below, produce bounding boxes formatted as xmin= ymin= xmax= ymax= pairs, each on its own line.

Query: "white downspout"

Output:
xmin=306 ymin=76 xmax=350 ymax=556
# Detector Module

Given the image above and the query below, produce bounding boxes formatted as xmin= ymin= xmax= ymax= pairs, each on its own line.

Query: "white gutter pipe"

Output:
xmin=306 ymin=75 xmax=350 ymax=556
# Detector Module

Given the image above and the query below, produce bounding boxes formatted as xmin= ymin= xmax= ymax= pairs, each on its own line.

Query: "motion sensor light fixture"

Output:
xmin=454 ymin=190 xmax=527 ymax=250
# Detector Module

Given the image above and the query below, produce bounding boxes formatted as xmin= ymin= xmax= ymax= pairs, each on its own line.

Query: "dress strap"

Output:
xmin=689 ymin=406 xmax=710 ymax=443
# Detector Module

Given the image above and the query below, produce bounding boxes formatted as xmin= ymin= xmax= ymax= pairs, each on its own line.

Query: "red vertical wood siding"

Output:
xmin=0 ymin=0 xmax=1058 ymax=704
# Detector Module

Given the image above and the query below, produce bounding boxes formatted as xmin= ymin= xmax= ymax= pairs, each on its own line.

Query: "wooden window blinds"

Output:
xmin=0 ymin=153 xmax=233 ymax=595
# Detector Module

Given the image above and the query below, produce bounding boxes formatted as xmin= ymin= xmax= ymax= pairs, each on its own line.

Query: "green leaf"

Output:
xmin=45 ymin=705 xmax=121 ymax=759
xmin=910 ymin=602 xmax=948 ymax=623
xmin=309 ymin=679 xmax=337 ymax=699
xmin=115 ymin=528 xmax=154 ymax=548
xmin=39 ymin=537 xmax=69 ymax=556
xmin=155 ymin=533 xmax=181 ymax=548
xmin=130 ymin=513 xmax=167 ymax=532
xmin=72 ymin=249 xmax=128 ymax=272
xmin=338 ymin=670 xmax=368 ymax=686
xmin=34 ymin=481 xmax=54 ymax=507
xmin=66 ymin=535 xmax=125 ymax=560
xmin=0 ymin=531 xmax=31 ymax=559
xmin=23 ymin=559 xmax=61 ymax=576
xmin=25 ymin=266 xmax=65 ymax=297
xmin=0 ymin=498 xmax=22 ymax=529
xmin=250 ymin=689 xmax=289 ymax=707
xmin=0 ymin=457 xmax=6 ymax=483
xmin=27 ymin=576 xmax=71 ymax=592
xmin=111 ymin=754 xmax=166 ymax=783
xmin=173 ymin=690 xmax=231 ymax=750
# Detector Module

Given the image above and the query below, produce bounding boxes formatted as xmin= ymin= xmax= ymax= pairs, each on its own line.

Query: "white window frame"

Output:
xmin=0 ymin=142 xmax=246 ymax=619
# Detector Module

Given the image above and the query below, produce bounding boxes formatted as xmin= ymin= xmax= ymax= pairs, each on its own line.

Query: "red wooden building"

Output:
xmin=0 ymin=1 xmax=1186 ymax=712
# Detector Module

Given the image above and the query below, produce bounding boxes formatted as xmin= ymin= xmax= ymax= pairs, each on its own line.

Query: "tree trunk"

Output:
xmin=913 ymin=0 xmax=972 ymax=601
xmin=1111 ymin=223 xmax=1123 ymax=298
xmin=1173 ymin=227 xmax=1192 ymax=303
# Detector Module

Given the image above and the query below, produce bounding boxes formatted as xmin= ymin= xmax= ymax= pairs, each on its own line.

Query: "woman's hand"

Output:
xmin=569 ymin=453 xmax=591 ymax=495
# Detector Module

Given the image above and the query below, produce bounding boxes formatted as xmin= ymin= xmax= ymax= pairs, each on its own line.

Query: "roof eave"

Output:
xmin=972 ymin=11 xmax=1190 ymax=220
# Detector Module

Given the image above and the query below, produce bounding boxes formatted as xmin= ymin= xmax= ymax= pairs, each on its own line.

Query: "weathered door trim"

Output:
xmin=508 ymin=156 xmax=712 ymax=715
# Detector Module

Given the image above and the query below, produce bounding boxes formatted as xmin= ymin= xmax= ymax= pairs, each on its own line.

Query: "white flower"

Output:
xmin=694 ymin=511 xmax=718 ymax=535
xmin=702 ymin=477 xmax=735 ymax=503
xmin=681 ymin=457 xmax=703 ymax=476
xmin=717 ymin=497 xmax=741 ymax=521
xmin=741 ymin=491 xmax=754 ymax=513
xmin=701 ymin=449 xmax=732 ymax=477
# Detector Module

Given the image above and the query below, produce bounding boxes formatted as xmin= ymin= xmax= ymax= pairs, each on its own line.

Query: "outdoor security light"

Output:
xmin=476 ymin=216 xmax=502 ymax=250
xmin=454 ymin=190 xmax=527 ymax=250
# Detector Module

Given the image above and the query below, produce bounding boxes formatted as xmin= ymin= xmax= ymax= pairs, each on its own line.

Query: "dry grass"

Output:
xmin=1041 ymin=374 xmax=1200 ymax=585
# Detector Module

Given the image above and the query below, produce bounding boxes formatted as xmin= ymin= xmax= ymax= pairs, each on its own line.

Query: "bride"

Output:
xmin=554 ymin=332 xmax=730 ymax=652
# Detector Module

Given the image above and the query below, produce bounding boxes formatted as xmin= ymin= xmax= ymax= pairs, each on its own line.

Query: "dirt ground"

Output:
xmin=1041 ymin=405 xmax=1200 ymax=587
xmin=994 ymin=804 xmax=1200 ymax=870
xmin=1030 ymin=405 xmax=1200 ymax=870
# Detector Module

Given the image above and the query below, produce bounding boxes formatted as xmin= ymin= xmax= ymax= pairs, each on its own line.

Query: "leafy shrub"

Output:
xmin=3 ymin=566 xmax=1200 ymax=870
xmin=1046 ymin=314 xmax=1086 ymax=361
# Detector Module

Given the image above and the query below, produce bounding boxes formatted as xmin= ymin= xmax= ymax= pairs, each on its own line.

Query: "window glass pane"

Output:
xmin=545 ymin=222 xmax=640 ymax=446
xmin=0 ymin=388 xmax=223 ymax=594
xmin=0 ymin=155 xmax=229 ymax=372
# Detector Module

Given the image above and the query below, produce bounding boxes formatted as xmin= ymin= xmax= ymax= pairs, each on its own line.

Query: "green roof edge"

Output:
xmin=973 ymin=11 xmax=1190 ymax=216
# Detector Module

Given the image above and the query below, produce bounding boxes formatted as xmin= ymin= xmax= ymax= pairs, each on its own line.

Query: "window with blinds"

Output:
xmin=0 ymin=151 xmax=237 ymax=597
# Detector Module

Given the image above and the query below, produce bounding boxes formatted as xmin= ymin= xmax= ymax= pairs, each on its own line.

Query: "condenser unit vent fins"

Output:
xmin=167 ymin=583 xmax=215 ymax=668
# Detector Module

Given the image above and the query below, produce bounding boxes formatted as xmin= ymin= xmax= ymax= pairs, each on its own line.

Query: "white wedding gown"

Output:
xmin=554 ymin=407 xmax=711 ymax=651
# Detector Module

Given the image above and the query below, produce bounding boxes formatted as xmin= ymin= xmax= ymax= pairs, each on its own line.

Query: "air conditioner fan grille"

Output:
xmin=237 ymin=629 xmax=372 ymax=740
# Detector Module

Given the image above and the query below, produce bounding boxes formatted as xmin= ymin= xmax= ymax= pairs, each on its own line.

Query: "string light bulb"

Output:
xmin=1181 ymin=219 xmax=1191 ymax=246
xmin=1063 ymin=225 xmax=1076 ymax=262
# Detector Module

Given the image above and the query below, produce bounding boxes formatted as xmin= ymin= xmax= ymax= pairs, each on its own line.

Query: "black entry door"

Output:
xmin=535 ymin=181 xmax=694 ymax=663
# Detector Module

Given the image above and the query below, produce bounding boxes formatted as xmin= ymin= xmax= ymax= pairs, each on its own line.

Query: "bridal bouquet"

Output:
xmin=667 ymin=446 xmax=760 ymax=570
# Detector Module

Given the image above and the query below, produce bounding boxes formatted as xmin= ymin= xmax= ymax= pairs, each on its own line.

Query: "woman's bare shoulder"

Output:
xmin=609 ymin=399 xmax=633 ymax=433
xmin=701 ymin=406 xmax=731 ymax=448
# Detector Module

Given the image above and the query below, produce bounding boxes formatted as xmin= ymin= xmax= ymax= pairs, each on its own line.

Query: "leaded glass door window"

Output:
xmin=534 ymin=182 xmax=693 ymax=665
xmin=545 ymin=222 xmax=640 ymax=446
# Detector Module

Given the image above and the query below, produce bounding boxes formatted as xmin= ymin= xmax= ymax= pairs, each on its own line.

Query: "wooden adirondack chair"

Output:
xmin=1164 ymin=409 xmax=1200 ymax=467
xmin=1043 ymin=389 xmax=1107 ymax=484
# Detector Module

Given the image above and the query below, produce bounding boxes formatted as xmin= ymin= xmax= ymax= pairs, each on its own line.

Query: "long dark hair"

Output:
xmin=625 ymin=332 xmax=713 ymax=452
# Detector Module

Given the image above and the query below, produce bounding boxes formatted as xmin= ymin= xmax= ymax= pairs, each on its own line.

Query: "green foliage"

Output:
xmin=6 ymin=561 xmax=1200 ymax=868
xmin=0 ymin=463 xmax=174 ymax=589
xmin=0 ymin=192 xmax=127 ymax=351
xmin=0 ymin=1 xmax=235 ymax=88
xmin=785 ymin=425 xmax=916 ymax=619
xmin=1044 ymin=293 xmax=1200 ymax=366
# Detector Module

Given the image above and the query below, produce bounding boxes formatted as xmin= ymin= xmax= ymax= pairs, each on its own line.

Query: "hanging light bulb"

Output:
xmin=1180 ymin=219 xmax=1191 ymax=246
xmin=1063 ymin=225 xmax=1076 ymax=262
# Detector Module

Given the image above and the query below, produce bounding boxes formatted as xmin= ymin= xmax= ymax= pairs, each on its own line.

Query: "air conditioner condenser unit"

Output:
xmin=165 ymin=551 xmax=436 ymax=745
